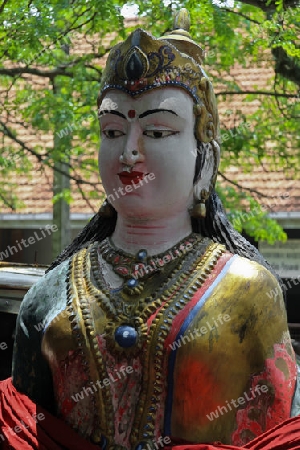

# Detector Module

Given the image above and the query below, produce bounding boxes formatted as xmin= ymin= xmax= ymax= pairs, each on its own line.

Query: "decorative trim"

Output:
xmin=164 ymin=252 xmax=236 ymax=435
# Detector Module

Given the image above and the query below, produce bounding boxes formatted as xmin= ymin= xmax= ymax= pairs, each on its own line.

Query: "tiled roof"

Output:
xmin=219 ymin=166 xmax=300 ymax=213
xmin=0 ymin=22 xmax=299 ymax=216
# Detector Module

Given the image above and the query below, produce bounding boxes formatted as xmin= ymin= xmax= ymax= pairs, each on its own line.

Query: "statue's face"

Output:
xmin=98 ymin=88 xmax=197 ymax=219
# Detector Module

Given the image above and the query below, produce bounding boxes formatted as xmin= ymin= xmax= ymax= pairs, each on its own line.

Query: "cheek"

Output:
xmin=99 ymin=147 xmax=118 ymax=189
xmin=150 ymin=135 xmax=196 ymax=175
xmin=99 ymin=147 xmax=110 ymax=169
xmin=99 ymin=142 xmax=119 ymax=168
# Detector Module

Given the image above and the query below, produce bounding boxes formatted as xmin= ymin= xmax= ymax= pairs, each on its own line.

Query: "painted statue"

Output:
xmin=1 ymin=8 xmax=300 ymax=450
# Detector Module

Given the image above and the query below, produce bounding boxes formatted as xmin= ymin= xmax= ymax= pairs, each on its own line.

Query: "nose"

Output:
xmin=119 ymin=124 xmax=144 ymax=166
xmin=119 ymin=149 xmax=140 ymax=165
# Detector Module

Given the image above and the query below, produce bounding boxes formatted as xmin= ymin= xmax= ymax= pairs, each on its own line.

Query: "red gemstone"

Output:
xmin=112 ymin=255 xmax=121 ymax=264
xmin=116 ymin=266 xmax=129 ymax=276
xmin=128 ymin=109 xmax=136 ymax=118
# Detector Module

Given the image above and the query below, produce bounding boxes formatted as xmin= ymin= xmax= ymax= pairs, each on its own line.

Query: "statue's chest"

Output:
xmin=42 ymin=243 xmax=242 ymax=449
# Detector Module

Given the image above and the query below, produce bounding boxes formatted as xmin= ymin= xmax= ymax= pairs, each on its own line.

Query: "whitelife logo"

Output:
xmin=71 ymin=366 xmax=135 ymax=403
xmin=169 ymin=314 xmax=231 ymax=351
xmin=206 ymin=384 xmax=269 ymax=421
xmin=0 ymin=224 xmax=58 ymax=261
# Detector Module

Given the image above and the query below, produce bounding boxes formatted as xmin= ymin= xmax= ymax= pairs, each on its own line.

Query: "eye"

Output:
xmin=102 ymin=130 xmax=125 ymax=139
xmin=143 ymin=130 xmax=178 ymax=139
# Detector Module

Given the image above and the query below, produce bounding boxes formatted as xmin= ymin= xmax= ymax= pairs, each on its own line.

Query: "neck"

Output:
xmin=111 ymin=212 xmax=194 ymax=255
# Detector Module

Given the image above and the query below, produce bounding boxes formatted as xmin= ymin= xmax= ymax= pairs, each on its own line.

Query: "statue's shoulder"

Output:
xmin=199 ymin=243 xmax=284 ymax=308
xmin=18 ymin=258 xmax=70 ymax=332
xmin=227 ymin=253 xmax=284 ymax=302
xmin=204 ymin=252 xmax=289 ymax=351
xmin=219 ymin=254 xmax=287 ymax=337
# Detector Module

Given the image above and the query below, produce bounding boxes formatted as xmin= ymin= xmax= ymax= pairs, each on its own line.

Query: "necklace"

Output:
xmin=98 ymin=233 xmax=200 ymax=296
xmin=87 ymin=234 xmax=205 ymax=355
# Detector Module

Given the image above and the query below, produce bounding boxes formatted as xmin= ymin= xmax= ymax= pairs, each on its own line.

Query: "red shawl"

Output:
xmin=1 ymin=378 xmax=300 ymax=450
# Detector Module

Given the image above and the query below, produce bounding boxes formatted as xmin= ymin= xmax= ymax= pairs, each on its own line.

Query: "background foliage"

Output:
xmin=0 ymin=0 xmax=299 ymax=243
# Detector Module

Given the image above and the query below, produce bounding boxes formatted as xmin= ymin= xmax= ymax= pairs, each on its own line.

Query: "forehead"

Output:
xmin=99 ymin=88 xmax=194 ymax=116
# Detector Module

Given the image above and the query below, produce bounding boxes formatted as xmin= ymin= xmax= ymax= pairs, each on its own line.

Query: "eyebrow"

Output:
xmin=98 ymin=108 xmax=178 ymax=119
xmin=98 ymin=110 xmax=126 ymax=119
xmin=139 ymin=109 xmax=178 ymax=118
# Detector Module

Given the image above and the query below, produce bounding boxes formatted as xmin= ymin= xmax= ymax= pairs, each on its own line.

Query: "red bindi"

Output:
xmin=128 ymin=110 xmax=136 ymax=119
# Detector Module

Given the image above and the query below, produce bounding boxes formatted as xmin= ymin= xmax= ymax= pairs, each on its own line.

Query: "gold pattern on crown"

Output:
xmin=159 ymin=8 xmax=204 ymax=65
xmin=98 ymin=9 xmax=219 ymax=143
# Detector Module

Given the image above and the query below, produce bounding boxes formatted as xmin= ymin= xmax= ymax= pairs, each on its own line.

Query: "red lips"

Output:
xmin=118 ymin=171 xmax=145 ymax=186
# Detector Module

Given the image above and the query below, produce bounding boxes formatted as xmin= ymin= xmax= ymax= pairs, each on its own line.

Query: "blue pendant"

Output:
xmin=126 ymin=278 xmax=139 ymax=288
xmin=115 ymin=325 xmax=138 ymax=348
xmin=137 ymin=249 xmax=147 ymax=262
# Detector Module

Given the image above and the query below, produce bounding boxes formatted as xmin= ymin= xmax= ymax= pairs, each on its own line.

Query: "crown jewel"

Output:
xmin=124 ymin=47 xmax=148 ymax=81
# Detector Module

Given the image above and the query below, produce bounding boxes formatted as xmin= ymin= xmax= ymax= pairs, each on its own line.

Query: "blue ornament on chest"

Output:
xmin=114 ymin=324 xmax=138 ymax=348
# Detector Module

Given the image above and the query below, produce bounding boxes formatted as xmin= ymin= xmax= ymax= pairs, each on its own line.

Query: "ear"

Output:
xmin=193 ymin=140 xmax=220 ymax=201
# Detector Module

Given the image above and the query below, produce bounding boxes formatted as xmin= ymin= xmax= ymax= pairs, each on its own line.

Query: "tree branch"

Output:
xmin=76 ymin=182 xmax=98 ymax=213
xmin=216 ymin=90 xmax=299 ymax=98
xmin=0 ymin=188 xmax=17 ymax=210
xmin=0 ymin=66 xmax=72 ymax=79
xmin=0 ymin=120 xmax=100 ymax=188
xmin=218 ymin=171 xmax=274 ymax=198
xmin=0 ymin=0 xmax=9 ymax=15
xmin=272 ymin=46 xmax=300 ymax=87
xmin=0 ymin=66 xmax=73 ymax=80
xmin=233 ymin=0 xmax=299 ymax=12
xmin=220 ymin=7 xmax=261 ymax=24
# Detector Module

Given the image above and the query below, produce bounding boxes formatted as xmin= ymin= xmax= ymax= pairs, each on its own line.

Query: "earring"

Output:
xmin=98 ymin=199 xmax=116 ymax=217
xmin=189 ymin=189 xmax=209 ymax=219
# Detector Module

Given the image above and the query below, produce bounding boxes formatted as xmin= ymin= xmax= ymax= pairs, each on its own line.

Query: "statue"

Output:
xmin=1 ymin=8 xmax=300 ymax=450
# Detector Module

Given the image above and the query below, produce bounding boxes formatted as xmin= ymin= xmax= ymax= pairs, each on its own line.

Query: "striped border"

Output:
xmin=164 ymin=254 xmax=238 ymax=435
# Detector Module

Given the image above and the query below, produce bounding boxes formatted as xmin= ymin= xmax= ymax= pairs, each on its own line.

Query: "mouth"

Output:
xmin=118 ymin=171 xmax=147 ymax=186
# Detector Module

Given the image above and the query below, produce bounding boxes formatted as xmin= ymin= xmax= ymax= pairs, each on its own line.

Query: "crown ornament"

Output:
xmin=98 ymin=8 xmax=219 ymax=144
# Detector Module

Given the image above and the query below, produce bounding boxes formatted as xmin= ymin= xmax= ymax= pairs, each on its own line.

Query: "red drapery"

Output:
xmin=0 ymin=378 xmax=99 ymax=450
xmin=1 ymin=378 xmax=300 ymax=450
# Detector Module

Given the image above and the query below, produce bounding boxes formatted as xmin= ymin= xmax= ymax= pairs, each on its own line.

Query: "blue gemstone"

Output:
xmin=127 ymin=278 xmax=138 ymax=288
xmin=115 ymin=325 xmax=138 ymax=348
xmin=137 ymin=249 xmax=147 ymax=262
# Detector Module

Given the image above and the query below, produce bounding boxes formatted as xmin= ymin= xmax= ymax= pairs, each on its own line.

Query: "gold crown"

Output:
xmin=98 ymin=9 xmax=219 ymax=143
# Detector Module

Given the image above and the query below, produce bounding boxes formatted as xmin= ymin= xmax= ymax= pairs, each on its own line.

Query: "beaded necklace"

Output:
xmin=97 ymin=233 xmax=200 ymax=296
xmin=88 ymin=234 xmax=204 ymax=355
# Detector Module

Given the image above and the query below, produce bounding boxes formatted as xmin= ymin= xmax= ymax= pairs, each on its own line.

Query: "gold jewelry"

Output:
xmin=70 ymin=236 xmax=214 ymax=358
xmin=190 ymin=201 xmax=206 ymax=218
xmin=190 ymin=189 xmax=209 ymax=219
xmin=97 ymin=233 xmax=200 ymax=295
xmin=85 ymin=235 xmax=204 ymax=356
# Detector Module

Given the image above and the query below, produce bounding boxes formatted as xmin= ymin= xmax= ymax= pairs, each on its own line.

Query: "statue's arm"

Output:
xmin=12 ymin=284 xmax=56 ymax=413
xmin=232 ymin=260 xmax=297 ymax=437
xmin=12 ymin=261 xmax=69 ymax=414
xmin=254 ymin=269 xmax=296 ymax=381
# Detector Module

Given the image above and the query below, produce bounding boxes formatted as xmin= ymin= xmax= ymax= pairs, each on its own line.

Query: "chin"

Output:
xmin=114 ymin=202 xmax=150 ymax=218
